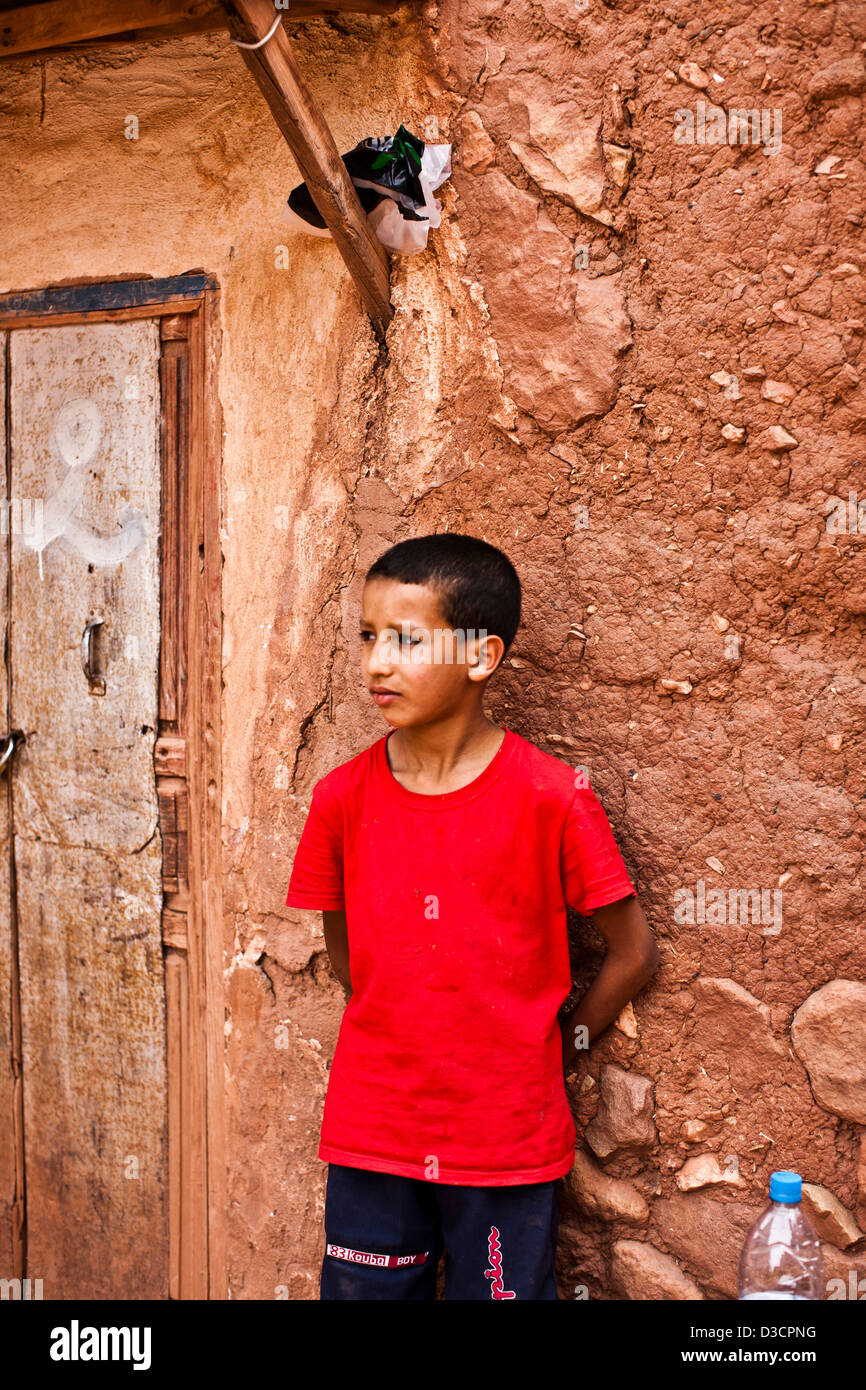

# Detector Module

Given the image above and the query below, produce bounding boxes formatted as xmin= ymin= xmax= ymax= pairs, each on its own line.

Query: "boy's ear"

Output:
xmin=468 ymin=634 xmax=505 ymax=681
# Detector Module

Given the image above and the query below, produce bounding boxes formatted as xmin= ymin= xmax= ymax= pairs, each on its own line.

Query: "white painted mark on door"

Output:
xmin=22 ymin=396 xmax=147 ymax=579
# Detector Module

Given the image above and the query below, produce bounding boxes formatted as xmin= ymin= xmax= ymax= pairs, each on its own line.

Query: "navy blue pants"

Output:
xmin=320 ymin=1163 xmax=560 ymax=1300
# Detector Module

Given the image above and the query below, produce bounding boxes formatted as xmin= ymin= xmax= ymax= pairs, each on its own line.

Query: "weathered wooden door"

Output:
xmin=0 ymin=275 xmax=226 ymax=1302
xmin=3 ymin=320 xmax=168 ymax=1298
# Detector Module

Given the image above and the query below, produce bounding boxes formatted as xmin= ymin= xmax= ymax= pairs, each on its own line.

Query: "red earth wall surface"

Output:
xmin=270 ymin=0 xmax=866 ymax=1300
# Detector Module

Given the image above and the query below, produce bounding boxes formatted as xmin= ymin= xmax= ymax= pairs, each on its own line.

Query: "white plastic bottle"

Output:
xmin=738 ymin=1170 xmax=825 ymax=1300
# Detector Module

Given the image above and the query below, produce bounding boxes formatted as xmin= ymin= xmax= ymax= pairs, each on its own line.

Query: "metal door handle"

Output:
xmin=0 ymin=730 xmax=25 ymax=771
xmin=81 ymin=617 xmax=106 ymax=695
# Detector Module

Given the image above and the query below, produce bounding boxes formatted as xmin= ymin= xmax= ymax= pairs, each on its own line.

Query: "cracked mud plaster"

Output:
xmin=284 ymin=0 xmax=864 ymax=1300
xmin=3 ymin=0 xmax=865 ymax=1300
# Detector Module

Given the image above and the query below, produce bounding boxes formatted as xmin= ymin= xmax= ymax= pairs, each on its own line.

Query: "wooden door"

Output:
xmin=0 ymin=276 xmax=226 ymax=1302
xmin=7 ymin=320 xmax=168 ymax=1298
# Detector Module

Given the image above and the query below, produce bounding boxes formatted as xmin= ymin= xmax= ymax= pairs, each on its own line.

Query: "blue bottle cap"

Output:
xmin=769 ymin=1170 xmax=802 ymax=1203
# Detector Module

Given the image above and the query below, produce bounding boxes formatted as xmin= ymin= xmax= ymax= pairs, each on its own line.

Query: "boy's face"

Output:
xmin=360 ymin=576 xmax=498 ymax=728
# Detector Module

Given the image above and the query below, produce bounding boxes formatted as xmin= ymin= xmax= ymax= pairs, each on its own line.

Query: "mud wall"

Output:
xmin=0 ymin=0 xmax=864 ymax=1300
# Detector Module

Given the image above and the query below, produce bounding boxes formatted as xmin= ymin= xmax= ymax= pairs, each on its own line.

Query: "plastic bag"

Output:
xmin=366 ymin=142 xmax=451 ymax=253
xmin=283 ymin=124 xmax=452 ymax=255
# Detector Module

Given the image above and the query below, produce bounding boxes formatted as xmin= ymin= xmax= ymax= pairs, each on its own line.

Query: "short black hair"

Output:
xmin=365 ymin=533 xmax=522 ymax=655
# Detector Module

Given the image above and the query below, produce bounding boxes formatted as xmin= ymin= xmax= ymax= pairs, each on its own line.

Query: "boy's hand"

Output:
xmin=560 ymin=894 xmax=659 ymax=1075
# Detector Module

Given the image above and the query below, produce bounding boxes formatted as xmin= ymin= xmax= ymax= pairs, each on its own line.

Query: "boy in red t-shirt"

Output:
xmin=285 ymin=533 xmax=659 ymax=1300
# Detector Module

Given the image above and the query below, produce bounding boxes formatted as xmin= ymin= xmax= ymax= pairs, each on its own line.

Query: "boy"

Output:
xmin=285 ymin=533 xmax=659 ymax=1300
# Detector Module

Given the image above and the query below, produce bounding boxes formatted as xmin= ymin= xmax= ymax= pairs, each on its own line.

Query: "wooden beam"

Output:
xmin=0 ymin=274 xmax=217 ymax=330
xmin=0 ymin=0 xmax=406 ymax=60
xmin=0 ymin=0 xmax=220 ymax=56
xmin=0 ymin=15 xmax=228 ymax=63
xmin=223 ymin=0 xmax=393 ymax=338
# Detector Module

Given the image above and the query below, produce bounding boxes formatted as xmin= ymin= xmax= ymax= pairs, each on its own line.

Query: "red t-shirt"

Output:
xmin=285 ymin=726 xmax=636 ymax=1186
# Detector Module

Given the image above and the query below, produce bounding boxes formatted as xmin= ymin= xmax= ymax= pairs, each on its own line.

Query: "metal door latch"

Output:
xmin=81 ymin=616 xmax=106 ymax=696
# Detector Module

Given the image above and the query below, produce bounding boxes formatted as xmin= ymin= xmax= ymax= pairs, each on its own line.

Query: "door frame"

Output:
xmin=0 ymin=273 xmax=226 ymax=1299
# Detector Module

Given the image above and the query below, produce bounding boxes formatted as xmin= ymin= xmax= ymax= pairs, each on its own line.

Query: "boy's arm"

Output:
xmin=322 ymin=910 xmax=352 ymax=1000
xmin=560 ymin=893 xmax=659 ymax=1074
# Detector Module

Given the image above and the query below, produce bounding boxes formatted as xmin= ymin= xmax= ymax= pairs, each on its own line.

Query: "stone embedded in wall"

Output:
xmin=721 ymin=423 xmax=746 ymax=443
xmin=469 ymin=169 xmax=631 ymax=434
xmin=610 ymin=1240 xmax=705 ymax=1300
xmin=614 ymin=1000 xmax=638 ymax=1038
xmin=507 ymin=97 xmax=612 ymax=224
xmin=603 ymin=143 xmax=633 ymax=192
xmin=858 ymin=1134 xmax=866 ymax=1234
xmin=682 ymin=1119 xmax=715 ymax=1143
xmin=678 ymin=61 xmax=710 ymax=90
xmin=761 ymin=378 xmax=797 ymax=405
xmin=807 ymin=57 xmax=866 ymax=103
xmin=757 ymin=425 xmax=799 ymax=452
xmin=687 ymin=977 xmax=786 ymax=1098
xmin=564 ymin=1148 xmax=650 ymax=1225
xmin=801 ymin=1183 xmax=863 ymax=1250
xmin=652 ymin=1193 xmax=762 ymax=1299
xmin=791 ymin=980 xmax=866 ymax=1125
xmin=585 ymin=1063 xmax=657 ymax=1160
xmin=457 ymin=110 xmax=496 ymax=174
xmin=676 ymin=1154 xmax=746 ymax=1193
xmin=771 ymin=300 xmax=800 ymax=326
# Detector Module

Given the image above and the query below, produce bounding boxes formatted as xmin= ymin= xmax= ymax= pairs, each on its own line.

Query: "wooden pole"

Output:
xmin=223 ymin=0 xmax=393 ymax=338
